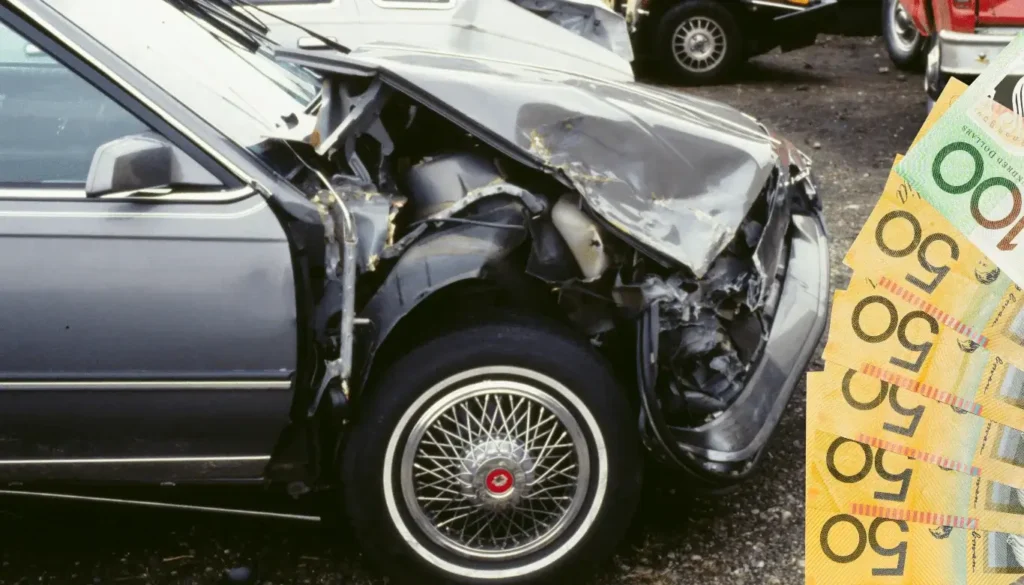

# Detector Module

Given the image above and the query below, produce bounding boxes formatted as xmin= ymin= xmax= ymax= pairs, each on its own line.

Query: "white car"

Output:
xmin=247 ymin=0 xmax=636 ymax=82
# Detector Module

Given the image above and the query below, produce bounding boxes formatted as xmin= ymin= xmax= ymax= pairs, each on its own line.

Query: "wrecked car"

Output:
xmin=0 ymin=0 xmax=828 ymax=583
xmin=250 ymin=0 xmax=636 ymax=81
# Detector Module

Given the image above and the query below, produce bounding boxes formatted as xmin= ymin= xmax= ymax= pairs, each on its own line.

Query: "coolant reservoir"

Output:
xmin=551 ymin=194 xmax=609 ymax=281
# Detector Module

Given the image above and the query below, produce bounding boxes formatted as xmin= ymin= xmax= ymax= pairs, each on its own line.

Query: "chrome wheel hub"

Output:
xmin=399 ymin=380 xmax=590 ymax=561
xmin=459 ymin=438 xmax=535 ymax=509
xmin=672 ymin=16 xmax=727 ymax=73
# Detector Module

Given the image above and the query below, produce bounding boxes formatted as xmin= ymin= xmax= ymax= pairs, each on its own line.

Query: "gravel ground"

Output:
xmin=0 ymin=35 xmax=928 ymax=585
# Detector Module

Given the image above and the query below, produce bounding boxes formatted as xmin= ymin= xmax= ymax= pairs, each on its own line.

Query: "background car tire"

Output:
xmin=882 ymin=0 xmax=925 ymax=71
xmin=341 ymin=316 xmax=643 ymax=584
xmin=656 ymin=1 xmax=742 ymax=84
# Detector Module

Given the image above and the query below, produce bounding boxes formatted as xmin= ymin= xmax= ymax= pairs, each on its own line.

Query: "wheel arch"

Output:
xmin=353 ymin=221 xmax=565 ymax=401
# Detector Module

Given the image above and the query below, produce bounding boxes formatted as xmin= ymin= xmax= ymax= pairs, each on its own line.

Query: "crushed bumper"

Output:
xmin=639 ymin=209 xmax=829 ymax=488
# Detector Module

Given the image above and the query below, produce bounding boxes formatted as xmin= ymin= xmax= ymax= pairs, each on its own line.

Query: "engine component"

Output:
xmin=403 ymin=153 xmax=504 ymax=221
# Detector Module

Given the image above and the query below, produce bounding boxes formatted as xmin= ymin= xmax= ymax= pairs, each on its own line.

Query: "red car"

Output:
xmin=899 ymin=0 xmax=1024 ymax=108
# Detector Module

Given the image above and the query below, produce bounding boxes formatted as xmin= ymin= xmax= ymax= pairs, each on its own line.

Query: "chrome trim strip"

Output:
xmin=0 ymin=186 xmax=254 ymax=203
xmin=0 ymin=380 xmax=292 ymax=390
xmin=0 ymin=201 xmax=268 ymax=220
xmin=8 ymin=0 xmax=257 ymax=187
xmin=0 ymin=489 xmax=321 ymax=522
xmin=976 ymin=26 xmax=1024 ymax=36
xmin=939 ymin=29 xmax=1015 ymax=44
xmin=0 ymin=455 xmax=270 ymax=465
xmin=749 ymin=0 xmax=805 ymax=11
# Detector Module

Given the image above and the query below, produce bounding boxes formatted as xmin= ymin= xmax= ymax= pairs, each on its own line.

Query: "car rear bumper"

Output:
xmin=938 ymin=28 xmax=1024 ymax=76
xmin=640 ymin=204 xmax=830 ymax=487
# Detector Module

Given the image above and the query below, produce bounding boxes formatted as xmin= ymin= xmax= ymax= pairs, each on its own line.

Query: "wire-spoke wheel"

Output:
xmin=400 ymin=377 xmax=590 ymax=561
xmin=672 ymin=16 xmax=727 ymax=74
xmin=341 ymin=316 xmax=642 ymax=584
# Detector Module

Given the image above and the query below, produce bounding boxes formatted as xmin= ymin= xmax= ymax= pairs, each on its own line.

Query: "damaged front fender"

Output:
xmin=638 ymin=212 xmax=829 ymax=486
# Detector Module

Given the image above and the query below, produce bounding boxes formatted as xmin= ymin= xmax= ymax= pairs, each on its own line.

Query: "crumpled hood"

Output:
xmin=311 ymin=47 xmax=789 ymax=276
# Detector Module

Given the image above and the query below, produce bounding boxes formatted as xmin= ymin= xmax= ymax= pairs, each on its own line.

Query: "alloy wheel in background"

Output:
xmin=656 ymin=1 xmax=741 ymax=85
xmin=672 ymin=16 xmax=727 ymax=75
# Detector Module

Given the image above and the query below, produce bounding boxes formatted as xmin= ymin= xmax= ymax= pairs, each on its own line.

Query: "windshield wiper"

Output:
xmin=169 ymin=0 xmax=351 ymax=55
xmin=168 ymin=0 xmax=265 ymax=51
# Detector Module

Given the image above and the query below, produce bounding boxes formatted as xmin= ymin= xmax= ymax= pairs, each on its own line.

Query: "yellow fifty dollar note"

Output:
xmin=823 ymin=275 xmax=1024 ymax=431
xmin=806 ymin=467 xmax=1024 ymax=584
xmin=808 ymin=364 xmax=1024 ymax=490
xmin=844 ymin=158 xmax=1011 ymax=308
xmin=807 ymin=426 xmax=1024 ymax=534
xmin=846 ymin=80 xmax=985 ymax=306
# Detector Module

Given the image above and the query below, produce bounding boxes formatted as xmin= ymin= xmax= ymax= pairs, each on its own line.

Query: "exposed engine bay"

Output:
xmin=253 ymin=50 xmax=821 ymax=487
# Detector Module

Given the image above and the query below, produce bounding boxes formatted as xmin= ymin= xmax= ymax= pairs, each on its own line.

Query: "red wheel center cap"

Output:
xmin=485 ymin=469 xmax=514 ymax=494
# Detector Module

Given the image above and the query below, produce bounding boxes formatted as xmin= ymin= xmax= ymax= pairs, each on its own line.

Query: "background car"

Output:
xmin=898 ymin=0 xmax=1024 ymax=109
xmin=622 ymin=0 xmax=840 ymax=84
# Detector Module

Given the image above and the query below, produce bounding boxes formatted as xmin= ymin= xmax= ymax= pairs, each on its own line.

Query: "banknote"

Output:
xmin=897 ymin=34 xmax=1024 ymax=288
xmin=806 ymin=472 xmax=1024 ymax=585
xmin=909 ymin=77 xmax=968 ymax=149
xmin=843 ymin=159 xmax=1012 ymax=310
xmin=822 ymin=275 xmax=1024 ymax=431
xmin=807 ymin=364 xmax=1024 ymax=490
xmin=807 ymin=425 xmax=1024 ymax=533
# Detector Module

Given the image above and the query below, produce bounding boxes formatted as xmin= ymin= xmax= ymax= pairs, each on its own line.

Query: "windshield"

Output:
xmin=42 ymin=0 xmax=319 ymax=149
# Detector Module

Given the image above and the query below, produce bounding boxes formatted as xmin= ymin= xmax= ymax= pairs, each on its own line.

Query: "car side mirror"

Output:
xmin=85 ymin=132 xmax=220 ymax=197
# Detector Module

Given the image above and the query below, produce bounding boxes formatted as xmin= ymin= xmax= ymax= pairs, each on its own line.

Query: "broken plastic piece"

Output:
xmin=550 ymin=194 xmax=609 ymax=281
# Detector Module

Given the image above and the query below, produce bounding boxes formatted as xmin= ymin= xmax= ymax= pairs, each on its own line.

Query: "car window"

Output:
xmin=0 ymin=20 xmax=151 ymax=187
xmin=43 ymin=0 xmax=317 ymax=151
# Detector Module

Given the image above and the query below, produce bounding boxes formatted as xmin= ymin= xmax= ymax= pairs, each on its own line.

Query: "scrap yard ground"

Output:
xmin=0 ymin=34 xmax=924 ymax=585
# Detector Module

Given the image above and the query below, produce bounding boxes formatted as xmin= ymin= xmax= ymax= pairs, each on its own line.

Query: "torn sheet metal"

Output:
xmin=319 ymin=47 xmax=780 ymax=277
xmin=328 ymin=175 xmax=400 ymax=273
xmin=620 ymin=202 xmax=784 ymax=425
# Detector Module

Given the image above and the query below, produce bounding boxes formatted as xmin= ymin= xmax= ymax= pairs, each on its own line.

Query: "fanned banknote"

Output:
xmin=898 ymin=33 xmax=1024 ymax=289
xmin=808 ymin=68 xmax=1024 ymax=585
xmin=808 ymin=365 xmax=1024 ymax=490
xmin=823 ymin=275 xmax=1024 ymax=431
xmin=844 ymin=157 xmax=1012 ymax=318
xmin=807 ymin=423 xmax=1024 ymax=533
xmin=806 ymin=467 xmax=1024 ymax=585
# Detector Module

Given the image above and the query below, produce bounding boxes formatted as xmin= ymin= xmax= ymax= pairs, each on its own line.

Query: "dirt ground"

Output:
xmin=0 ymin=35 xmax=928 ymax=585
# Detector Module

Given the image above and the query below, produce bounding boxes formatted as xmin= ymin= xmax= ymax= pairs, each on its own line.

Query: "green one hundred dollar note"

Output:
xmin=898 ymin=33 xmax=1024 ymax=288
